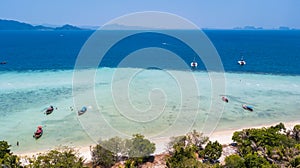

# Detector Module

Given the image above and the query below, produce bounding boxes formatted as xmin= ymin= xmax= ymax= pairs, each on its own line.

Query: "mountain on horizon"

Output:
xmin=0 ymin=19 xmax=87 ymax=30
xmin=0 ymin=19 xmax=297 ymax=31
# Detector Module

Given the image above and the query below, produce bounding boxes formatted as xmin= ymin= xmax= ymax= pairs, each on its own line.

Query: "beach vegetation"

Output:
xmin=201 ymin=141 xmax=222 ymax=163
xmin=91 ymin=144 xmax=116 ymax=168
xmin=166 ymin=130 xmax=222 ymax=167
xmin=124 ymin=159 xmax=136 ymax=168
xmin=125 ymin=134 xmax=156 ymax=167
xmin=166 ymin=135 xmax=186 ymax=153
xmin=224 ymin=154 xmax=245 ymax=168
xmin=127 ymin=134 xmax=155 ymax=158
xmin=92 ymin=134 xmax=155 ymax=168
xmin=292 ymin=125 xmax=300 ymax=141
xmin=167 ymin=130 xmax=209 ymax=154
xmin=166 ymin=144 xmax=202 ymax=168
xmin=243 ymin=153 xmax=271 ymax=168
xmin=166 ymin=144 xmax=221 ymax=168
xmin=229 ymin=123 xmax=300 ymax=167
xmin=28 ymin=147 xmax=86 ymax=168
xmin=0 ymin=140 xmax=22 ymax=168
xmin=99 ymin=136 xmax=127 ymax=162
xmin=289 ymin=155 xmax=300 ymax=167
xmin=0 ymin=141 xmax=11 ymax=158
xmin=186 ymin=130 xmax=209 ymax=150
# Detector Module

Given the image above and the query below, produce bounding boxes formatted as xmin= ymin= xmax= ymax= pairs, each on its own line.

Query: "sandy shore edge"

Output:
xmin=15 ymin=121 xmax=299 ymax=164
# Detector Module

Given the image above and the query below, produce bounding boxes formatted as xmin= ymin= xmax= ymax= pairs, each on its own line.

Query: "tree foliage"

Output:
xmin=0 ymin=141 xmax=21 ymax=168
xmin=186 ymin=130 xmax=209 ymax=149
xmin=167 ymin=130 xmax=209 ymax=154
xmin=91 ymin=134 xmax=155 ymax=168
xmin=166 ymin=145 xmax=202 ymax=168
xmin=0 ymin=141 xmax=11 ymax=158
xmin=166 ymin=130 xmax=221 ymax=167
xmin=224 ymin=154 xmax=246 ymax=168
xmin=243 ymin=153 xmax=271 ymax=168
xmin=202 ymin=141 xmax=222 ymax=162
xmin=127 ymin=134 xmax=155 ymax=158
xmin=292 ymin=125 xmax=300 ymax=141
xmin=167 ymin=135 xmax=187 ymax=152
xmin=289 ymin=155 xmax=300 ymax=167
xmin=91 ymin=144 xmax=116 ymax=168
xmin=29 ymin=147 xmax=86 ymax=168
xmin=228 ymin=123 xmax=300 ymax=167
xmin=232 ymin=123 xmax=294 ymax=156
xmin=99 ymin=136 xmax=127 ymax=162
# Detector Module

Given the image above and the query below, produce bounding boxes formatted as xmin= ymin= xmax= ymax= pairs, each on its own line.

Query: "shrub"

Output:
xmin=0 ymin=141 xmax=21 ymax=167
xmin=29 ymin=147 xmax=86 ymax=168
xmin=202 ymin=141 xmax=222 ymax=162
xmin=128 ymin=134 xmax=155 ymax=158
xmin=224 ymin=154 xmax=245 ymax=168
xmin=91 ymin=144 xmax=116 ymax=168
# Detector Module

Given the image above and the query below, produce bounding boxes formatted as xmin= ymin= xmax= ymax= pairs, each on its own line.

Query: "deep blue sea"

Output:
xmin=0 ymin=30 xmax=300 ymax=75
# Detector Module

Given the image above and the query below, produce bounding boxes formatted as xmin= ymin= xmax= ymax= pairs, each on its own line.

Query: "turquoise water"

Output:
xmin=1 ymin=68 xmax=299 ymax=153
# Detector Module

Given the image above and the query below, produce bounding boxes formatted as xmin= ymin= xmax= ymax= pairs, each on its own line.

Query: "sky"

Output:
xmin=0 ymin=0 xmax=299 ymax=29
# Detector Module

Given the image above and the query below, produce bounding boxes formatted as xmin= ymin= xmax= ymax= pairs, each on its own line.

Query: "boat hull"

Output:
xmin=243 ymin=105 xmax=253 ymax=111
xmin=33 ymin=130 xmax=43 ymax=139
xmin=78 ymin=107 xmax=87 ymax=116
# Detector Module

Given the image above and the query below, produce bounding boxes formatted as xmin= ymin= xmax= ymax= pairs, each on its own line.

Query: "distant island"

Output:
xmin=233 ymin=25 xmax=298 ymax=30
xmin=0 ymin=19 xmax=88 ymax=30
xmin=0 ymin=19 xmax=298 ymax=31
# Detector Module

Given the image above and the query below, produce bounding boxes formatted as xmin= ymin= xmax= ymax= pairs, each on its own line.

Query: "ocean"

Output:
xmin=0 ymin=30 xmax=300 ymax=153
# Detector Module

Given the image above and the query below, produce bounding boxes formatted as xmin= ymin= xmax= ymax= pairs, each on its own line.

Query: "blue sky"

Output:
xmin=0 ymin=0 xmax=299 ymax=29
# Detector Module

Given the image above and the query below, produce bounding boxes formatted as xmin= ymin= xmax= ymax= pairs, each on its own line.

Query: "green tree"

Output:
xmin=91 ymin=144 xmax=116 ymax=168
xmin=229 ymin=123 xmax=300 ymax=167
xmin=166 ymin=145 xmax=202 ymax=168
xmin=167 ymin=130 xmax=208 ymax=154
xmin=124 ymin=159 xmax=136 ymax=168
xmin=167 ymin=135 xmax=186 ymax=153
xmin=293 ymin=125 xmax=300 ymax=141
xmin=0 ymin=141 xmax=11 ymax=158
xmin=186 ymin=130 xmax=209 ymax=149
xmin=244 ymin=153 xmax=270 ymax=168
xmin=99 ymin=136 xmax=127 ymax=161
xmin=122 ymin=134 xmax=156 ymax=167
xmin=289 ymin=155 xmax=300 ymax=167
xmin=0 ymin=141 xmax=21 ymax=168
xmin=224 ymin=154 xmax=246 ymax=168
xmin=232 ymin=123 xmax=295 ymax=158
xmin=29 ymin=147 xmax=86 ymax=168
xmin=202 ymin=141 xmax=222 ymax=162
xmin=128 ymin=134 xmax=155 ymax=158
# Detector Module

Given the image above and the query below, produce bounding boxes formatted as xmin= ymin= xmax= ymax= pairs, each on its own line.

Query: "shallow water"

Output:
xmin=0 ymin=68 xmax=300 ymax=153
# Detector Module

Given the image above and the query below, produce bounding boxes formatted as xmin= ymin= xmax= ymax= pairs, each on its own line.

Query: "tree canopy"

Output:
xmin=202 ymin=141 xmax=222 ymax=162
xmin=0 ymin=141 xmax=21 ymax=168
xmin=229 ymin=123 xmax=300 ymax=167
xmin=28 ymin=147 xmax=86 ymax=168
xmin=91 ymin=144 xmax=116 ymax=168
xmin=128 ymin=134 xmax=156 ymax=158
xmin=91 ymin=134 xmax=155 ymax=168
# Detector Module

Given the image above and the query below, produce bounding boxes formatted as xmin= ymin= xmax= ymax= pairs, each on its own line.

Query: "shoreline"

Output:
xmin=209 ymin=120 xmax=300 ymax=144
xmin=14 ymin=120 xmax=300 ymax=163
